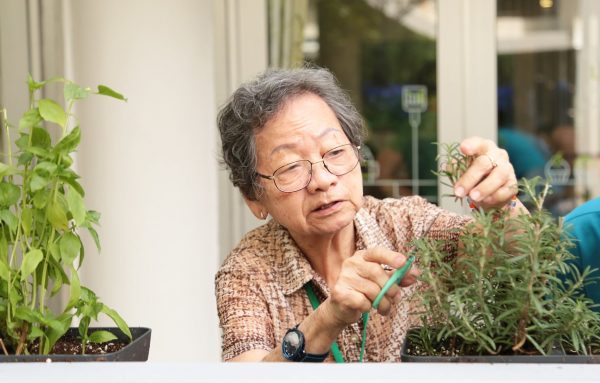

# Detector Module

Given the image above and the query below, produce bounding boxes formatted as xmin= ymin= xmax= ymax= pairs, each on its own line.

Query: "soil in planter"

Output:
xmin=405 ymin=336 xmax=545 ymax=357
xmin=25 ymin=335 xmax=128 ymax=355
xmin=405 ymin=330 xmax=600 ymax=357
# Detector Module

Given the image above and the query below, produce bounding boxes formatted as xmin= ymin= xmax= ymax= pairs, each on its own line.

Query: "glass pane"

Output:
xmin=269 ymin=0 xmax=438 ymax=202
xmin=496 ymin=0 xmax=589 ymax=216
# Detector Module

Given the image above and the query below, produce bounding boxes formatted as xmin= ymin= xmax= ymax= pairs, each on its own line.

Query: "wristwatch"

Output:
xmin=281 ymin=325 xmax=329 ymax=362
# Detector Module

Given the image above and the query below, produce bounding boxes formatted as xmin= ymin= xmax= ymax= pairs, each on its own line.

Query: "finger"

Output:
xmin=355 ymin=261 xmax=400 ymax=299
xmin=480 ymin=181 xmax=518 ymax=208
xmin=330 ymin=284 xmax=373 ymax=314
xmin=398 ymin=266 xmax=421 ymax=287
xmin=362 ymin=247 xmax=406 ymax=269
xmin=375 ymin=296 xmax=392 ymax=316
xmin=459 ymin=137 xmax=495 ymax=156
xmin=466 ymin=165 xmax=509 ymax=203
xmin=346 ymin=273 xmax=387 ymax=304
xmin=455 ymin=148 xmax=510 ymax=198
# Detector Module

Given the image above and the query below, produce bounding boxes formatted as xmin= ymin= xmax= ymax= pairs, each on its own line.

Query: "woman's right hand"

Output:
xmin=323 ymin=247 xmax=420 ymax=328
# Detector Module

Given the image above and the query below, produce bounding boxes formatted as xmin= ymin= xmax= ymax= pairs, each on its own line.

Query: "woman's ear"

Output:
xmin=243 ymin=195 xmax=268 ymax=220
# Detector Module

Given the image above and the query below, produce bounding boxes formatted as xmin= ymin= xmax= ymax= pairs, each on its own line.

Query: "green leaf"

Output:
xmin=34 ymin=161 xmax=58 ymax=176
xmin=18 ymin=108 xmax=42 ymax=131
xmin=78 ymin=316 xmax=90 ymax=340
xmin=45 ymin=313 xmax=71 ymax=350
xmin=28 ymin=74 xmax=46 ymax=91
xmin=29 ymin=173 xmax=49 ymax=192
xmin=67 ymin=188 xmax=86 ymax=226
xmin=47 ymin=197 xmax=69 ymax=230
xmin=31 ymin=126 xmax=52 ymax=149
xmin=27 ymin=75 xmax=63 ymax=92
xmin=20 ymin=248 xmax=44 ymax=281
xmin=21 ymin=207 xmax=33 ymax=236
xmin=0 ymin=261 xmax=9 ymax=281
xmin=86 ymin=226 xmax=101 ymax=252
xmin=63 ymin=177 xmax=85 ymax=197
xmin=15 ymin=134 xmax=29 ymax=150
xmin=65 ymin=265 xmax=80 ymax=311
xmin=14 ymin=306 xmax=44 ymax=323
xmin=49 ymin=262 xmax=64 ymax=295
xmin=27 ymin=326 xmax=45 ymax=341
xmin=0 ymin=234 xmax=7 ymax=260
xmin=59 ymin=232 xmax=81 ymax=265
xmin=88 ymin=330 xmax=118 ymax=344
xmin=86 ymin=210 xmax=101 ymax=225
xmin=33 ymin=189 xmax=48 ymax=209
xmin=102 ymin=305 xmax=131 ymax=340
xmin=0 ymin=162 xmax=16 ymax=177
xmin=0 ymin=210 xmax=18 ymax=232
xmin=18 ymin=152 xmax=34 ymax=166
xmin=97 ymin=85 xmax=127 ymax=101
xmin=60 ymin=153 xmax=74 ymax=167
xmin=0 ymin=162 xmax=11 ymax=176
xmin=48 ymin=242 xmax=61 ymax=262
xmin=24 ymin=145 xmax=52 ymax=159
xmin=9 ymin=285 xmax=22 ymax=305
xmin=39 ymin=99 xmax=67 ymax=128
xmin=64 ymin=82 xmax=90 ymax=101
xmin=0 ymin=182 xmax=20 ymax=207
xmin=54 ymin=126 xmax=80 ymax=154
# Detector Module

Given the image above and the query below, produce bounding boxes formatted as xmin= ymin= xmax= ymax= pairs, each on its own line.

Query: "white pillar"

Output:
xmin=437 ymin=0 xmax=497 ymax=213
xmin=65 ymin=0 xmax=220 ymax=361
xmin=214 ymin=0 xmax=268 ymax=258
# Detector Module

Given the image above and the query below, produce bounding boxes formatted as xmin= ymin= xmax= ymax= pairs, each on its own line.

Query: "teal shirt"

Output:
xmin=564 ymin=198 xmax=600 ymax=311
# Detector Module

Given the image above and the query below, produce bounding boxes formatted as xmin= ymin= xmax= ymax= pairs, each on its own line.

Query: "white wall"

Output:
xmin=0 ymin=0 xmax=29 ymax=125
xmin=64 ymin=0 xmax=220 ymax=361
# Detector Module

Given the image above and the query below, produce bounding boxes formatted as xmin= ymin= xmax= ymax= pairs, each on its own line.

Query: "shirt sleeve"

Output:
xmin=420 ymin=200 xmax=472 ymax=256
xmin=376 ymin=196 xmax=471 ymax=250
xmin=215 ymin=264 xmax=275 ymax=361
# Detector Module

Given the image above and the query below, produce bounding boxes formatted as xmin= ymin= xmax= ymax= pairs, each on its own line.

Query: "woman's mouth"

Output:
xmin=314 ymin=200 xmax=342 ymax=213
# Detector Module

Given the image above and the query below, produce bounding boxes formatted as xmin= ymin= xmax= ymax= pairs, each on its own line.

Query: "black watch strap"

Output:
xmin=302 ymin=350 xmax=330 ymax=362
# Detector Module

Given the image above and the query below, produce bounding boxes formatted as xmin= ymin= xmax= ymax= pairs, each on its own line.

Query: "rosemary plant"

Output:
xmin=0 ymin=76 xmax=130 ymax=355
xmin=409 ymin=143 xmax=600 ymax=356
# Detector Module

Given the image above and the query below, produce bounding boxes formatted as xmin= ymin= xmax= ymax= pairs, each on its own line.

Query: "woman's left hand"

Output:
xmin=453 ymin=136 xmax=517 ymax=210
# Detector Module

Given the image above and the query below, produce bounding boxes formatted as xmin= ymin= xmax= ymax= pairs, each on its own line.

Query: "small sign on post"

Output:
xmin=401 ymin=85 xmax=428 ymax=195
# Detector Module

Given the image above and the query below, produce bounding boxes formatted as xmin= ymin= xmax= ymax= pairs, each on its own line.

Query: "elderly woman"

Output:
xmin=216 ymin=67 xmax=524 ymax=362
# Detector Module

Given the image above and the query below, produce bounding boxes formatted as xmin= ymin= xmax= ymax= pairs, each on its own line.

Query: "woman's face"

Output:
xmin=250 ymin=93 xmax=364 ymax=240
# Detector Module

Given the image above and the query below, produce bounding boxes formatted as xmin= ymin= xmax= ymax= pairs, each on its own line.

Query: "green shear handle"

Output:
xmin=359 ymin=255 xmax=415 ymax=362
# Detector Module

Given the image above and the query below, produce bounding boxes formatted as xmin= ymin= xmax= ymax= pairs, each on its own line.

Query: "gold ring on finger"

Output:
xmin=483 ymin=153 xmax=498 ymax=169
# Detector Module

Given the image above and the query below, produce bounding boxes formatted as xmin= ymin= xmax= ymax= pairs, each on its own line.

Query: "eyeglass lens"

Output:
xmin=273 ymin=144 xmax=359 ymax=192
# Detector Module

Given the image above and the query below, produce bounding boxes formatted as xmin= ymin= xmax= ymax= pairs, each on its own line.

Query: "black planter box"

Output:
xmin=0 ymin=327 xmax=151 ymax=362
xmin=401 ymin=328 xmax=600 ymax=363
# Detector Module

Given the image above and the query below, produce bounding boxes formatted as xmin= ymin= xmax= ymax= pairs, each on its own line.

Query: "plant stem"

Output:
xmin=15 ymin=323 xmax=28 ymax=355
xmin=0 ymin=338 xmax=8 ymax=356
xmin=2 ymin=108 xmax=12 ymax=166
xmin=38 ymin=228 xmax=56 ymax=317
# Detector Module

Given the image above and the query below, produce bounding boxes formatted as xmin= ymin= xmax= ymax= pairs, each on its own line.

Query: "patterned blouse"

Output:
xmin=215 ymin=195 xmax=471 ymax=362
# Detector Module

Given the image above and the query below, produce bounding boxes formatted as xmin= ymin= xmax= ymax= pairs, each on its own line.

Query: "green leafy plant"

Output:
xmin=0 ymin=76 xmax=130 ymax=355
xmin=407 ymin=143 xmax=600 ymax=356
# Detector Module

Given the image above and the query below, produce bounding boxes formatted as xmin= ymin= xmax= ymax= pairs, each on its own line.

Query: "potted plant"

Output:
xmin=0 ymin=76 xmax=151 ymax=362
xmin=401 ymin=143 xmax=600 ymax=363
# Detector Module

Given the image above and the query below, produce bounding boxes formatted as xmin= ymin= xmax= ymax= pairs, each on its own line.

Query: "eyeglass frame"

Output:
xmin=256 ymin=143 xmax=361 ymax=193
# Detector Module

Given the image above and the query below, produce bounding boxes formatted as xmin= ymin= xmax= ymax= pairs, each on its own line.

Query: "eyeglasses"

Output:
xmin=256 ymin=144 xmax=360 ymax=193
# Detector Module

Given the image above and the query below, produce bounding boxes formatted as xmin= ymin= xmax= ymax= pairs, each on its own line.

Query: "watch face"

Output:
xmin=282 ymin=330 xmax=302 ymax=358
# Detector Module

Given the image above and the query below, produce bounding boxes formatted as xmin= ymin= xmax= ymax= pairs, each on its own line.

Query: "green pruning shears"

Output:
xmin=359 ymin=255 xmax=416 ymax=362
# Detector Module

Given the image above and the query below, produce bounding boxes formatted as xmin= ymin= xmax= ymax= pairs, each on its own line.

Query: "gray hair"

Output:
xmin=217 ymin=67 xmax=365 ymax=200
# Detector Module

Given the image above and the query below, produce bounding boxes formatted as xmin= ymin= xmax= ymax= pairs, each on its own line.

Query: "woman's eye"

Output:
xmin=278 ymin=162 xmax=303 ymax=175
xmin=327 ymin=148 xmax=347 ymax=158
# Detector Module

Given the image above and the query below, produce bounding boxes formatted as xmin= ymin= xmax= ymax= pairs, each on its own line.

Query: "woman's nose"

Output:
xmin=306 ymin=160 xmax=337 ymax=192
